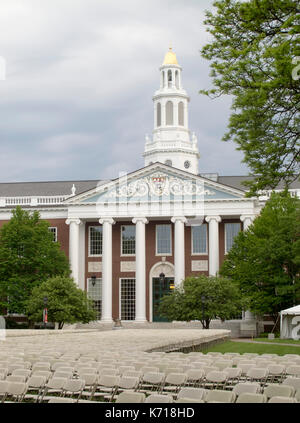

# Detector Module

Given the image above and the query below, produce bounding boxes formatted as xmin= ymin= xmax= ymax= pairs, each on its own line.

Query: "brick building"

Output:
xmin=1 ymin=49 xmax=299 ymax=323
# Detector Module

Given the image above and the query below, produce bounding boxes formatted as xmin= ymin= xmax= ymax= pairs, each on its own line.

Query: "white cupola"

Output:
xmin=143 ymin=47 xmax=200 ymax=174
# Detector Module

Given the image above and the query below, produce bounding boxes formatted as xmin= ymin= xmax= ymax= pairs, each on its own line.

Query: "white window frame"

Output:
xmin=121 ymin=225 xmax=136 ymax=257
xmin=48 ymin=227 xmax=57 ymax=242
xmin=87 ymin=277 xmax=102 ymax=320
xmin=88 ymin=226 xmax=103 ymax=257
xmin=224 ymin=222 xmax=241 ymax=254
xmin=191 ymin=224 xmax=208 ymax=255
xmin=156 ymin=224 xmax=172 ymax=256
xmin=119 ymin=278 xmax=136 ymax=321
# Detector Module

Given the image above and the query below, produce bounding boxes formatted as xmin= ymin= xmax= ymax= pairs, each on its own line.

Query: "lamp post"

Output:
xmin=201 ymin=295 xmax=206 ymax=329
xmin=43 ymin=296 xmax=48 ymax=329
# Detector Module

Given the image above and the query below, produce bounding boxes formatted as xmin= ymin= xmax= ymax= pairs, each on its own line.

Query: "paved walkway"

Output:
xmin=231 ymin=338 xmax=300 ymax=347
xmin=1 ymin=329 xmax=230 ymax=354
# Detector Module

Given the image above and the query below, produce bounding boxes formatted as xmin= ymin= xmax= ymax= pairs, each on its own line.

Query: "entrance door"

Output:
xmin=152 ymin=277 xmax=174 ymax=322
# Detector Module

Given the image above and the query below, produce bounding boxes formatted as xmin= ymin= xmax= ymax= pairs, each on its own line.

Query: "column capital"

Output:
xmin=171 ymin=216 xmax=187 ymax=224
xmin=205 ymin=215 xmax=221 ymax=223
xmin=66 ymin=218 xmax=82 ymax=226
xmin=99 ymin=218 xmax=115 ymax=225
xmin=240 ymin=214 xmax=255 ymax=223
xmin=132 ymin=217 xmax=149 ymax=225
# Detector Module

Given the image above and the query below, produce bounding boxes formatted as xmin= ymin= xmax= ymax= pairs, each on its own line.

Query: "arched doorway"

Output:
xmin=149 ymin=262 xmax=174 ymax=322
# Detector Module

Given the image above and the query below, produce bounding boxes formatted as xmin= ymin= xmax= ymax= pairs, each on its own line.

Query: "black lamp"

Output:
xmin=159 ymin=272 xmax=165 ymax=283
xmin=91 ymin=276 xmax=97 ymax=287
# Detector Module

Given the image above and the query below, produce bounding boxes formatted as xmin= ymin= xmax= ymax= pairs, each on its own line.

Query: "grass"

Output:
xmin=253 ymin=338 xmax=300 ymax=345
xmin=202 ymin=340 xmax=300 ymax=356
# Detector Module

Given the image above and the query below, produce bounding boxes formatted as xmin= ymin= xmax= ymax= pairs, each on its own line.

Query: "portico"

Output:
xmin=64 ymin=161 xmax=257 ymax=323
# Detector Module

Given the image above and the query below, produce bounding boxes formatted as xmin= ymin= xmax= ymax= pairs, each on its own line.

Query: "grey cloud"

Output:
xmin=0 ymin=0 xmax=249 ymax=183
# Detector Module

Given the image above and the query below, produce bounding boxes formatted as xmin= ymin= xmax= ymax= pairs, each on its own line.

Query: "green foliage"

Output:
xmin=159 ymin=275 xmax=243 ymax=329
xmin=201 ymin=340 xmax=300 ymax=355
xmin=221 ymin=192 xmax=300 ymax=320
xmin=26 ymin=276 xmax=97 ymax=329
xmin=201 ymin=0 xmax=300 ymax=195
xmin=0 ymin=206 xmax=70 ymax=314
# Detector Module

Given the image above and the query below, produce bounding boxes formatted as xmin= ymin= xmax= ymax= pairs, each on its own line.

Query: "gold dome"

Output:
xmin=163 ymin=47 xmax=178 ymax=65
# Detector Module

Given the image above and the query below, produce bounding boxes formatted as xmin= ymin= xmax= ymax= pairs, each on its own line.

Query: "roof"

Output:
xmin=0 ymin=173 xmax=299 ymax=198
xmin=163 ymin=47 xmax=178 ymax=65
xmin=0 ymin=180 xmax=101 ymax=197
xmin=218 ymin=176 xmax=300 ymax=191
xmin=281 ymin=305 xmax=300 ymax=315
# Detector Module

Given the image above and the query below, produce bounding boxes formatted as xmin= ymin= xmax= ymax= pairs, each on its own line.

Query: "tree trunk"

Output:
xmin=58 ymin=321 xmax=64 ymax=330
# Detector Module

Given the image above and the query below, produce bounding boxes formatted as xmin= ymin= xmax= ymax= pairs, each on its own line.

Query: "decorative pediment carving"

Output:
xmin=107 ymin=172 xmax=215 ymax=198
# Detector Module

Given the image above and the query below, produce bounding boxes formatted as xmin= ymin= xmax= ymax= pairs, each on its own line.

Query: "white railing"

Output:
xmin=0 ymin=195 xmax=69 ymax=207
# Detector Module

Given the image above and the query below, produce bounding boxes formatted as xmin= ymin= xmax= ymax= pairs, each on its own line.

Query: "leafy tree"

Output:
xmin=159 ymin=275 xmax=243 ymax=329
xmin=0 ymin=206 xmax=70 ymax=314
xmin=200 ymin=0 xmax=300 ymax=195
xmin=221 ymin=192 xmax=300 ymax=322
xmin=26 ymin=276 xmax=97 ymax=329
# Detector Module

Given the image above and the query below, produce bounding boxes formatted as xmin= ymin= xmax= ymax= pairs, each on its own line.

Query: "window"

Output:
xmin=166 ymin=101 xmax=173 ymax=125
xmin=165 ymin=159 xmax=172 ymax=166
xmin=225 ymin=223 xmax=241 ymax=253
xmin=156 ymin=224 xmax=172 ymax=255
xmin=168 ymin=69 xmax=172 ymax=87
xmin=157 ymin=102 xmax=161 ymax=127
xmin=48 ymin=227 xmax=57 ymax=242
xmin=178 ymin=101 xmax=184 ymax=126
xmin=120 ymin=279 xmax=136 ymax=321
xmin=121 ymin=225 xmax=136 ymax=255
xmin=88 ymin=277 xmax=102 ymax=320
xmin=175 ymin=70 xmax=179 ymax=89
xmin=192 ymin=224 xmax=207 ymax=254
xmin=89 ymin=226 xmax=102 ymax=256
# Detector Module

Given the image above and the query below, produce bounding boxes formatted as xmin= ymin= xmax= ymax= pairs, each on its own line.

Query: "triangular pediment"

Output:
xmin=65 ymin=163 xmax=245 ymax=206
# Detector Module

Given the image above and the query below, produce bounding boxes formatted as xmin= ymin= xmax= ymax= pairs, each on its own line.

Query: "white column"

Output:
xmin=174 ymin=100 xmax=179 ymax=126
xmin=171 ymin=216 xmax=187 ymax=287
xmin=99 ymin=218 xmax=115 ymax=323
xmin=132 ymin=217 xmax=148 ymax=322
xmin=66 ymin=218 xmax=82 ymax=286
xmin=240 ymin=215 xmax=255 ymax=231
xmin=205 ymin=215 xmax=221 ymax=276
xmin=240 ymin=215 xmax=256 ymax=320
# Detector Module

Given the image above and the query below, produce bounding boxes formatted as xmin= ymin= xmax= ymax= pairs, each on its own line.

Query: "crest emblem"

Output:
xmin=150 ymin=175 xmax=167 ymax=195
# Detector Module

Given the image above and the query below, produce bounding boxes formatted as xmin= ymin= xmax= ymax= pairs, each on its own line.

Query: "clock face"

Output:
xmin=184 ymin=160 xmax=191 ymax=169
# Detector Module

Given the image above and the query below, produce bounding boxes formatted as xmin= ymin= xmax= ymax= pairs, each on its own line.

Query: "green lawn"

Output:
xmin=202 ymin=340 xmax=300 ymax=356
xmin=253 ymin=338 xmax=300 ymax=345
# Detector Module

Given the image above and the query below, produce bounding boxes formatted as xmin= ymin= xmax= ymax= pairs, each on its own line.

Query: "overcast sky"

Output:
xmin=0 ymin=0 xmax=250 ymax=183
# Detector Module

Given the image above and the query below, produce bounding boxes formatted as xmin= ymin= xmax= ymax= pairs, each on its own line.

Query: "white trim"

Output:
xmin=88 ymin=225 xmax=103 ymax=258
xmin=224 ymin=222 xmax=241 ymax=255
xmin=48 ymin=227 xmax=57 ymax=242
xmin=191 ymin=223 xmax=208 ymax=255
xmin=155 ymin=224 xmax=172 ymax=256
xmin=119 ymin=277 xmax=136 ymax=321
xmin=148 ymin=261 xmax=175 ymax=322
xmin=120 ymin=224 xmax=136 ymax=256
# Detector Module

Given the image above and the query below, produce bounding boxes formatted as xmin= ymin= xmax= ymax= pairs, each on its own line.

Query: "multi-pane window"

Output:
xmin=89 ymin=226 xmax=103 ymax=256
xmin=225 ymin=223 xmax=241 ymax=253
xmin=88 ymin=278 xmax=102 ymax=320
xmin=48 ymin=227 xmax=57 ymax=242
xmin=120 ymin=279 xmax=136 ymax=321
xmin=192 ymin=224 xmax=207 ymax=254
xmin=156 ymin=224 xmax=172 ymax=255
xmin=121 ymin=225 xmax=136 ymax=255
